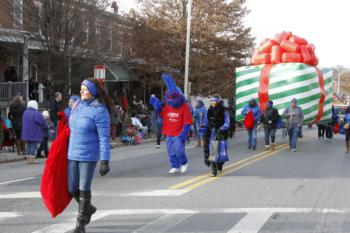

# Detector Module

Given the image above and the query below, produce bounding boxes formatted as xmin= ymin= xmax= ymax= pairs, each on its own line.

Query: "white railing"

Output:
xmin=0 ymin=82 xmax=27 ymax=102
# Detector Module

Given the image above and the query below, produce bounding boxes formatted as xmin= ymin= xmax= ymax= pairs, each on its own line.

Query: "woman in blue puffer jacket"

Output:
xmin=68 ymin=78 xmax=115 ymax=233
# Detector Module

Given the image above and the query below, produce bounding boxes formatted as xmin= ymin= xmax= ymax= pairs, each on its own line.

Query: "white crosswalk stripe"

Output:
xmin=1 ymin=208 xmax=350 ymax=233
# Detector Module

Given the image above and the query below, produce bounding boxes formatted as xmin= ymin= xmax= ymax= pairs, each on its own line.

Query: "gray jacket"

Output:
xmin=283 ymin=106 xmax=304 ymax=129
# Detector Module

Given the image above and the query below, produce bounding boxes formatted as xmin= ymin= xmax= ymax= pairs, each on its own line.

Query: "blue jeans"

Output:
xmin=247 ymin=125 xmax=258 ymax=149
xmin=26 ymin=141 xmax=38 ymax=156
xmin=68 ymin=160 xmax=97 ymax=193
xmin=166 ymin=136 xmax=188 ymax=168
xmin=264 ymin=127 xmax=276 ymax=145
xmin=288 ymin=125 xmax=300 ymax=149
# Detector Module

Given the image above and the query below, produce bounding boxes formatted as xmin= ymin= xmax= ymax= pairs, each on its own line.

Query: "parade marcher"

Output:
xmin=21 ymin=100 xmax=46 ymax=164
xmin=344 ymin=106 xmax=350 ymax=153
xmin=241 ymin=98 xmax=261 ymax=150
xmin=203 ymin=96 xmax=230 ymax=177
xmin=64 ymin=95 xmax=80 ymax=120
xmin=227 ymin=103 xmax=236 ymax=138
xmin=260 ymin=101 xmax=280 ymax=151
xmin=324 ymin=106 xmax=339 ymax=141
xmin=8 ymin=95 xmax=26 ymax=155
xmin=193 ymin=99 xmax=207 ymax=147
xmin=317 ymin=123 xmax=326 ymax=139
xmin=283 ymin=98 xmax=304 ymax=152
xmin=150 ymin=74 xmax=192 ymax=174
xmin=151 ymin=106 xmax=164 ymax=148
xmin=68 ymin=78 xmax=113 ymax=233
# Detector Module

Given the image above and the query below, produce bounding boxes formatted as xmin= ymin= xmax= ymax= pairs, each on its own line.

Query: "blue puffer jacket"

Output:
xmin=68 ymin=99 xmax=110 ymax=162
xmin=344 ymin=113 xmax=350 ymax=125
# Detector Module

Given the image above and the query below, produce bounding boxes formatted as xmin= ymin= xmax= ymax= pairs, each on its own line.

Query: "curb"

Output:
xmin=0 ymin=138 xmax=158 ymax=164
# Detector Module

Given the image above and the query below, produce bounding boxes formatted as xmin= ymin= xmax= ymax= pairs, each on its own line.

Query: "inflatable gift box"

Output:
xmin=235 ymin=32 xmax=333 ymax=124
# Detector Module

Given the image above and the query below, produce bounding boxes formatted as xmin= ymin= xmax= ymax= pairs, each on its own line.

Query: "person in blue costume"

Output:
xmin=241 ymin=98 xmax=261 ymax=150
xmin=203 ymin=96 xmax=230 ymax=177
xmin=149 ymin=74 xmax=193 ymax=174
xmin=64 ymin=95 xmax=80 ymax=120
xmin=193 ymin=99 xmax=207 ymax=147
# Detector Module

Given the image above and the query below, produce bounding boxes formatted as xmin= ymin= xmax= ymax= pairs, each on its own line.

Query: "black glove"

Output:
xmin=99 ymin=160 xmax=110 ymax=176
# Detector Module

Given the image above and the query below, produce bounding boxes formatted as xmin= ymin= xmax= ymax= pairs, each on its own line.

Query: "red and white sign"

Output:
xmin=94 ymin=65 xmax=106 ymax=79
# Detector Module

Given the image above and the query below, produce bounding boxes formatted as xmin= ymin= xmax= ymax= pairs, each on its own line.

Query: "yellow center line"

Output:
xmin=183 ymin=144 xmax=290 ymax=192
xmin=170 ymin=144 xmax=287 ymax=190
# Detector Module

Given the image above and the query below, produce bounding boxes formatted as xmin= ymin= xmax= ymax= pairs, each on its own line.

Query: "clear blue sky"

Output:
xmin=118 ymin=0 xmax=350 ymax=68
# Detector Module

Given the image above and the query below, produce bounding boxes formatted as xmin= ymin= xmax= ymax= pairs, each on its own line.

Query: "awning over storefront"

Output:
xmin=105 ymin=62 xmax=136 ymax=82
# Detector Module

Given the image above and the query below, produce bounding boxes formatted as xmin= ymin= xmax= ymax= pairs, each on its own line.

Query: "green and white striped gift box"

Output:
xmin=235 ymin=63 xmax=333 ymax=124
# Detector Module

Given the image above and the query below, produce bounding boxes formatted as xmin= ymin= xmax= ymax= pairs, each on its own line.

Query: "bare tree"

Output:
xmin=130 ymin=0 xmax=254 ymax=97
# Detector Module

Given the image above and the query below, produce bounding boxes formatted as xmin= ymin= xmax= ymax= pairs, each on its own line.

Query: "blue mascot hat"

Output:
xmin=162 ymin=73 xmax=186 ymax=108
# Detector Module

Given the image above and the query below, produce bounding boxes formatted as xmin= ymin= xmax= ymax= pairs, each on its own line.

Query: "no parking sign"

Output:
xmin=94 ymin=65 xmax=106 ymax=79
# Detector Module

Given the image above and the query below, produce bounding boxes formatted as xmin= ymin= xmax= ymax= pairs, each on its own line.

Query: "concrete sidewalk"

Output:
xmin=0 ymin=137 xmax=157 ymax=164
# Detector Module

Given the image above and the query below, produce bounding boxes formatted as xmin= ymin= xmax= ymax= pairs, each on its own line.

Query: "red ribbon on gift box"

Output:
xmin=253 ymin=32 xmax=325 ymax=123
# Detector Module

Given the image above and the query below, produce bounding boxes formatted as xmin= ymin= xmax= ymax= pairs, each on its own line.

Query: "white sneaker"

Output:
xmin=169 ymin=168 xmax=180 ymax=174
xmin=180 ymin=163 xmax=189 ymax=173
xmin=156 ymin=145 xmax=160 ymax=148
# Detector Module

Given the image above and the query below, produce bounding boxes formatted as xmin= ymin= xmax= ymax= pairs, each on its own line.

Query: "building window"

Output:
xmin=95 ymin=26 xmax=101 ymax=48
xmin=32 ymin=1 xmax=42 ymax=34
xmin=117 ymin=31 xmax=123 ymax=57
xmin=108 ymin=29 xmax=113 ymax=51
xmin=13 ymin=0 xmax=23 ymax=27
xmin=82 ymin=21 xmax=89 ymax=45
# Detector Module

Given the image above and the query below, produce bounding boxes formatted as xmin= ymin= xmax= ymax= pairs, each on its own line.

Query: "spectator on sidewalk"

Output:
xmin=22 ymin=100 xmax=46 ymax=164
xmin=8 ymin=95 xmax=26 ymax=155
xmin=64 ymin=95 xmax=80 ymax=120
xmin=50 ymin=92 xmax=63 ymax=137
xmin=131 ymin=112 xmax=148 ymax=137
xmin=283 ymin=98 xmax=304 ymax=152
xmin=36 ymin=111 xmax=52 ymax=158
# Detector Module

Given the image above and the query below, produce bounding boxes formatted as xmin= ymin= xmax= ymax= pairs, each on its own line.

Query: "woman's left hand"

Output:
xmin=99 ymin=160 xmax=110 ymax=176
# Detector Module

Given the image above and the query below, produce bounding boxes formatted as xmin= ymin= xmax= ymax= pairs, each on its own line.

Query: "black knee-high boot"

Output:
xmin=73 ymin=190 xmax=96 ymax=233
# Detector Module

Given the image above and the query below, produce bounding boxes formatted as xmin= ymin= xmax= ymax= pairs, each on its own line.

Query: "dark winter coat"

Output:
xmin=50 ymin=100 xmax=63 ymax=124
xmin=260 ymin=107 xmax=280 ymax=129
xmin=21 ymin=108 xmax=46 ymax=142
xmin=8 ymin=102 xmax=26 ymax=130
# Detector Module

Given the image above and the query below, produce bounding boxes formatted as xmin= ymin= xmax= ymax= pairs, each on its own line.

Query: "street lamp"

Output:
xmin=184 ymin=0 xmax=192 ymax=98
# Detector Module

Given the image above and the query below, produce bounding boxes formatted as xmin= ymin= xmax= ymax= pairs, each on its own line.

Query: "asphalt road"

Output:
xmin=1 ymin=127 xmax=350 ymax=233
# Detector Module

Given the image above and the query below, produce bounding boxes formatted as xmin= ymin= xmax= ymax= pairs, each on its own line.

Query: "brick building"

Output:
xmin=0 ymin=0 xmax=135 ymax=106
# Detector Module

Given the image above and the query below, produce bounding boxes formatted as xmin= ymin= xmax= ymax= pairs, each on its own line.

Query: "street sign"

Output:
xmin=94 ymin=65 xmax=106 ymax=79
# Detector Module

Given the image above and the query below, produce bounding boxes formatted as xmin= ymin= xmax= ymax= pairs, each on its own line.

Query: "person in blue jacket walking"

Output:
xmin=241 ymin=98 xmax=261 ymax=150
xmin=193 ymin=99 xmax=207 ymax=147
xmin=203 ymin=96 xmax=230 ymax=176
xmin=344 ymin=106 xmax=350 ymax=153
xmin=68 ymin=78 xmax=115 ymax=233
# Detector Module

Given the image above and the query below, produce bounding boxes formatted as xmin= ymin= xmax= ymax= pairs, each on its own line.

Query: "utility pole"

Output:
xmin=184 ymin=0 xmax=192 ymax=98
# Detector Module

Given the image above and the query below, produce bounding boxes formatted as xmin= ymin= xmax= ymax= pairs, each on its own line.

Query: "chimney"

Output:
xmin=111 ymin=1 xmax=119 ymax=14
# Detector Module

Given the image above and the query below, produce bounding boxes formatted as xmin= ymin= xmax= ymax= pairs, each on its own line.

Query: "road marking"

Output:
xmin=170 ymin=144 xmax=287 ymax=190
xmin=32 ymin=211 xmax=110 ymax=233
xmin=133 ymin=214 xmax=193 ymax=233
xmin=182 ymin=145 xmax=290 ymax=192
xmin=0 ymin=191 xmax=41 ymax=199
xmin=27 ymin=208 xmax=350 ymax=233
xmin=0 ymin=177 xmax=36 ymax=185
xmin=0 ymin=190 xmax=189 ymax=199
xmin=119 ymin=189 xmax=189 ymax=197
xmin=227 ymin=211 xmax=273 ymax=233
xmin=0 ymin=212 xmax=22 ymax=222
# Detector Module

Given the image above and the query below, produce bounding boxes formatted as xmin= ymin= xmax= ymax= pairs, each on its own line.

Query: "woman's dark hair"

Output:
xmin=346 ymin=106 xmax=350 ymax=114
xmin=87 ymin=78 xmax=115 ymax=114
